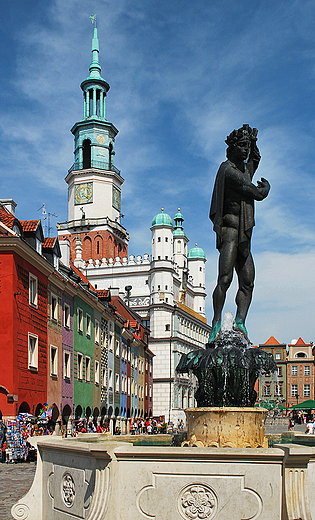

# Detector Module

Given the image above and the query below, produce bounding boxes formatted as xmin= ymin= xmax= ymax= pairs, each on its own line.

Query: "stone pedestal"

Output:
xmin=11 ymin=437 xmax=315 ymax=520
xmin=183 ymin=407 xmax=268 ymax=448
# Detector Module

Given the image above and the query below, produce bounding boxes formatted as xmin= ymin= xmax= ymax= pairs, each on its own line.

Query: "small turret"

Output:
xmin=150 ymin=209 xmax=173 ymax=305
xmin=187 ymin=243 xmax=206 ymax=315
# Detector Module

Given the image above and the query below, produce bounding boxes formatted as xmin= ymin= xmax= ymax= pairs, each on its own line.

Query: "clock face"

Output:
xmin=112 ymin=185 xmax=121 ymax=211
xmin=97 ymin=134 xmax=105 ymax=144
xmin=74 ymin=183 xmax=93 ymax=205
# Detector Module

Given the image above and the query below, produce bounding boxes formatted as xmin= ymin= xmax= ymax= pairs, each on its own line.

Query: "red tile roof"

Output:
xmin=264 ymin=336 xmax=280 ymax=345
xmin=20 ymin=219 xmax=40 ymax=232
xmin=43 ymin=237 xmax=57 ymax=249
xmin=0 ymin=206 xmax=15 ymax=229
xmin=294 ymin=337 xmax=306 ymax=346
xmin=69 ymin=262 xmax=95 ymax=291
xmin=96 ymin=289 xmax=110 ymax=298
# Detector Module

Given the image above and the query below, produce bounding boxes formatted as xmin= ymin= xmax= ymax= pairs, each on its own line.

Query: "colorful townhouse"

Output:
xmin=258 ymin=336 xmax=287 ymax=408
xmin=0 ymin=203 xmax=50 ymax=420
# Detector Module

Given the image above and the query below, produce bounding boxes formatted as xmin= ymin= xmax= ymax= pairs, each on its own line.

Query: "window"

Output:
xmin=115 ymin=374 xmax=120 ymax=392
xmin=292 ymin=366 xmax=298 ymax=376
xmin=85 ymin=357 xmax=91 ymax=381
xmin=77 ymin=353 xmax=83 ymax=380
xmin=263 ymin=384 xmax=270 ymax=396
xmin=158 ymin=237 xmax=161 ymax=242
xmin=95 ymin=320 xmax=100 ymax=344
xmin=115 ymin=340 xmax=120 ymax=357
xmin=200 ymin=267 xmax=202 ymax=272
xmin=29 ymin=274 xmax=38 ymax=307
xmin=277 ymin=367 xmax=282 ymax=377
xmin=295 ymin=352 xmax=306 ymax=358
xmin=135 ymin=383 xmax=138 ymax=397
xmin=64 ymin=304 xmax=70 ymax=329
xmin=304 ymin=366 xmax=310 ymax=376
xmin=64 ymin=352 xmax=71 ymax=379
xmin=51 ymin=293 xmax=58 ymax=321
xmin=291 ymin=384 xmax=298 ymax=397
xmin=78 ymin=308 xmax=83 ymax=332
xmin=95 ymin=361 xmax=99 ymax=385
xmin=165 ymin=237 xmax=168 ymax=242
xmin=102 ymin=368 xmax=106 ymax=387
xmin=128 ymin=377 xmax=131 ymax=395
xmin=28 ymin=333 xmax=38 ymax=370
xmin=108 ymin=369 xmax=113 ymax=389
xmin=274 ymin=384 xmax=283 ymax=396
xmin=86 ymin=314 xmax=91 ymax=337
xmin=36 ymin=238 xmax=42 ymax=255
xmin=165 ymin=285 xmax=168 ymax=290
xmin=165 ymin=324 xmax=170 ymax=331
xmin=158 ymin=285 xmax=160 ymax=291
xmin=165 ymin=256 xmax=168 ymax=260
xmin=108 ymin=335 xmax=113 ymax=351
xmin=50 ymin=346 xmax=58 ymax=376
xmin=304 ymin=384 xmax=311 ymax=397
xmin=275 ymin=353 xmax=281 ymax=360
xmin=53 ymin=254 xmax=59 ymax=270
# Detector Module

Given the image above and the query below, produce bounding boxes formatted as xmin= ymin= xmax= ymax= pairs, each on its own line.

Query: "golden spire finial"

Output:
xmin=178 ymin=208 xmax=180 ymax=211
xmin=195 ymin=243 xmax=198 ymax=246
xmin=161 ymin=208 xmax=164 ymax=212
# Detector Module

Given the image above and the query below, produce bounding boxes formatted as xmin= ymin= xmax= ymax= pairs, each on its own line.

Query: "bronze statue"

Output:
xmin=209 ymin=125 xmax=270 ymax=342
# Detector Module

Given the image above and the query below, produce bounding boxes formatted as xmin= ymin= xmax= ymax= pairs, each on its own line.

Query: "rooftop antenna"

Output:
xmin=48 ymin=212 xmax=58 ymax=237
xmin=38 ymin=203 xmax=48 ymax=236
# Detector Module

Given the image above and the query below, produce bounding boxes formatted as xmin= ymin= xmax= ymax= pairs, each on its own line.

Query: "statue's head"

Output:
xmin=226 ymin=124 xmax=257 ymax=161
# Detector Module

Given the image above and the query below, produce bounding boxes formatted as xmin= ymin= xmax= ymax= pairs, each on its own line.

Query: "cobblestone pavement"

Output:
xmin=0 ymin=424 xmax=309 ymax=520
xmin=0 ymin=462 xmax=36 ymax=520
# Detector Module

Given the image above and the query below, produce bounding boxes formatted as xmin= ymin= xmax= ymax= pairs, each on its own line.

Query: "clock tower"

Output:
xmin=58 ymin=25 xmax=129 ymax=265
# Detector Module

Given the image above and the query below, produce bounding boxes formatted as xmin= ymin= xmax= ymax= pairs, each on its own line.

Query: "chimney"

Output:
xmin=0 ymin=199 xmax=17 ymax=216
xmin=59 ymin=240 xmax=70 ymax=267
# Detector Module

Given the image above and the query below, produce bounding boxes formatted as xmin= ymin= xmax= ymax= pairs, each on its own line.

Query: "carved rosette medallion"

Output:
xmin=178 ymin=484 xmax=217 ymax=520
xmin=62 ymin=473 xmax=75 ymax=508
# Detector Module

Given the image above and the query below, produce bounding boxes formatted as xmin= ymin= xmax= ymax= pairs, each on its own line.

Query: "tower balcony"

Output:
xmin=68 ymin=161 xmax=121 ymax=176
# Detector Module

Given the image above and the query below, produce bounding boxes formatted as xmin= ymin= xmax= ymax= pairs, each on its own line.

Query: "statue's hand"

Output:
xmin=257 ymin=177 xmax=270 ymax=197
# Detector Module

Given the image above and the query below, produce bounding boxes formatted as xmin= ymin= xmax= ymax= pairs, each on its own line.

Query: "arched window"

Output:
xmin=83 ymin=237 xmax=92 ymax=260
xmin=83 ymin=139 xmax=91 ymax=169
xmin=95 ymin=236 xmax=102 ymax=257
xmin=109 ymin=142 xmax=113 ymax=170
xmin=295 ymin=352 xmax=307 ymax=358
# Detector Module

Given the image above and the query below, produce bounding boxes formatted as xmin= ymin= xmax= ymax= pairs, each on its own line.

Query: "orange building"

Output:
xmin=286 ymin=337 xmax=315 ymax=407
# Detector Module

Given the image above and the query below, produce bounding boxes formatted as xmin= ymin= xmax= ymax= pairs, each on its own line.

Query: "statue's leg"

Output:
xmin=210 ymin=228 xmax=238 ymax=341
xmin=235 ymin=250 xmax=255 ymax=331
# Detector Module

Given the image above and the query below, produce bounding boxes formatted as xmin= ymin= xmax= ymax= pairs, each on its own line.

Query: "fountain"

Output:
xmin=176 ymin=312 xmax=277 ymax=448
xmin=11 ymin=126 xmax=315 ymax=519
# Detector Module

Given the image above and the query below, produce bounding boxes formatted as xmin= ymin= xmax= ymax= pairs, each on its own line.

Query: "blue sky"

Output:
xmin=1 ymin=0 xmax=315 ymax=346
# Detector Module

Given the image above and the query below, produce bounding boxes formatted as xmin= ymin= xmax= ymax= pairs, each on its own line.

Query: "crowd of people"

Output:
xmin=288 ymin=413 xmax=315 ymax=433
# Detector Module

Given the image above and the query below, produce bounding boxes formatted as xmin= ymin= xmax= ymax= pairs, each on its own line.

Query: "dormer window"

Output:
xmin=36 ymin=238 xmax=42 ymax=255
xmin=13 ymin=224 xmax=21 ymax=236
xmin=53 ymin=254 xmax=59 ymax=270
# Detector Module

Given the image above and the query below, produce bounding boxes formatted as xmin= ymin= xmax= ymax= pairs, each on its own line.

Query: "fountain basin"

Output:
xmin=11 ymin=436 xmax=315 ymax=520
xmin=183 ymin=407 xmax=268 ymax=448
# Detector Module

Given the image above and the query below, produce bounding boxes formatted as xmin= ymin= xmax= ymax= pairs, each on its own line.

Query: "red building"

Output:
xmin=0 ymin=203 xmax=51 ymax=420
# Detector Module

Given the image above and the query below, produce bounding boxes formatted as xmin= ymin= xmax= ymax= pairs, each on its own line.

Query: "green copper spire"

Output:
xmin=89 ymin=27 xmax=102 ymax=79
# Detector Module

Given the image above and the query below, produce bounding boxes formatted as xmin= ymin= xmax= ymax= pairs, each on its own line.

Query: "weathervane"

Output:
xmin=90 ymin=14 xmax=97 ymax=25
